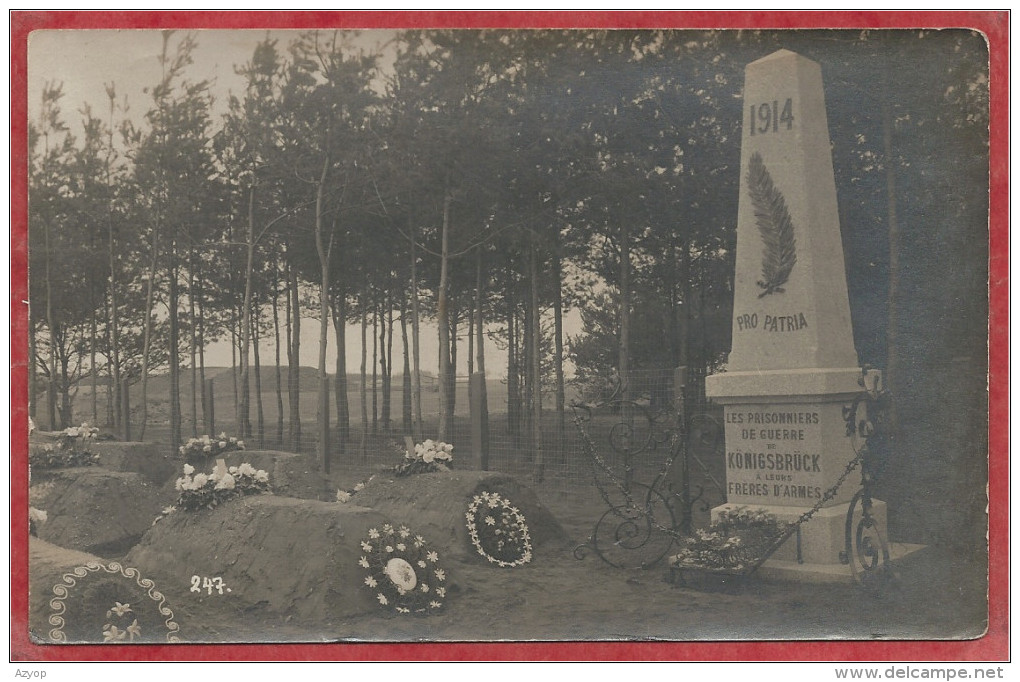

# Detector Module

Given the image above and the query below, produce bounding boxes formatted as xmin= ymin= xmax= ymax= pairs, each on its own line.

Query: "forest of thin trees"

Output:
xmin=27 ymin=29 xmax=988 ymax=469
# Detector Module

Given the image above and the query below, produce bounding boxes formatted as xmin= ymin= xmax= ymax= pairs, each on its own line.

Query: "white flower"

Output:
xmin=420 ymin=583 xmax=429 ymax=593
xmin=417 ymin=560 xmax=427 ymax=568
xmin=236 ymin=440 xmax=245 ymax=449
xmin=179 ymin=446 xmax=186 ymax=455
xmin=161 ymin=505 xmax=176 ymax=515
xmin=238 ymin=463 xmax=256 ymax=477
xmin=429 ymin=600 xmax=442 ymax=609
xmin=385 ymin=545 xmax=394 ymax=553
xmin=193 ymin=473 xmax=208 ymax=487
xmin=203 ymin=445 xmax=213 ymax=453
xmin=254 ymin=470 xmax=269 ymax=483
xmin=103 ymin=625 xmax=126 ymax=642
xmin=218 ymin=441 xmax=227 ymax=449
xmin=427 ymin=551 xmax=439 ymax=562
xmin=422 ymin=450 xmax=435 ymax=463
xmin=126 ymin=619 xmax=141 ymax=641
xmin=369 ymin=528 xmax=380 ymax=539
xmin=436 ymin=587 xmax=446 ymax=598
xmin=396 ymin=543 xmax=406 ymax=551
xmin=214 ymin=473 xmax=236 ymax=490
xmin=414 ymin=535 xmax=425 ymax=547
xmin=336 ymin=490 xmax=352 ymax=503
xmin=485 ymin=516 xmax=496 ymax=526
xmin=358 ymin=556 xmax=370 ymax=568
xmin=353 ymin=482 xmax=365 ymax=492
xmin=229 ymin=466 xmax=238 ymax=475
xmin=110 ymin=601 xmax=132 ymax=617
xmin=361 ymin=542 xmax=373 ymax=552
xmin=183 ymin=463 xmax=195 ymax=475
xmin=382 ymin=524 xmax=394 ymax=534
xmin=398 ymin=526 xmax=410 ymax=538
xmin=434 ymin=569 xmax=446 ymax=581
xmin=377 ymin=593 xmax=388 ymax=605
xmin=364 ymin=576 xmax=378 ymax=588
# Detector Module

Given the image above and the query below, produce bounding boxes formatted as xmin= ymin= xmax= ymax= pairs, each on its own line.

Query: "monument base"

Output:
xmin=710 ymin=501 xmax=923 ymax=583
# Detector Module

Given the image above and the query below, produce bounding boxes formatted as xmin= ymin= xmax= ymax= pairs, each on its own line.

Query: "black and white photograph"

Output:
xmin=21 ymin=19 xmax=995 ymax=649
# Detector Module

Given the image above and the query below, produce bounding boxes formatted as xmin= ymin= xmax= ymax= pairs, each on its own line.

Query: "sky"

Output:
xmin=26 ymin=28 xmax=581 ymax=377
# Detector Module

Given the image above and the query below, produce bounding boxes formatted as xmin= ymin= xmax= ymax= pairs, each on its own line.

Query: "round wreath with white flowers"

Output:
xmin=465 ymin=491 xmax=533 ymax=568
xmin=358 ymin=524 xmax=447 ymax=615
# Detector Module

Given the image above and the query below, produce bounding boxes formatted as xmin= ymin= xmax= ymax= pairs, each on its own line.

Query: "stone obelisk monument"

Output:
xmin=706 ymin=49 xmax=885 ymax=578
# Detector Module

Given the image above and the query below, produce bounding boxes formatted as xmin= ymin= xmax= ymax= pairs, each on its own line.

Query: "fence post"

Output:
xmin=470 ymin=372 xmax=489 ymax=471
xmin=121 ymin=378 xmax=131 ymax=441
xmin=204 ymin=378 xmax=215 ymax=436
xmin=318 ymin=376 xmax=331 ymax=474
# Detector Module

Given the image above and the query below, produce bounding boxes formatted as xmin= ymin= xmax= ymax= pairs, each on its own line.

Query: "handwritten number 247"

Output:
xmin=749 ymin=98 xmax=794 ymax=135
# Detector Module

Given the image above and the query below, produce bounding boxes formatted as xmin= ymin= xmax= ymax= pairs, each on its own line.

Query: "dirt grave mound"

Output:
xmin=124 ymin=494 xmax=449 ymax=629
xmin=29 ymin=468 xmax=171 ymax=557
xmin=352 ymin=470 xmax=570 ymax=563
xmin=91 ymin=441 xmax=180 ymax=484
xmin=29 ymin=538 xmax=187 ymax=644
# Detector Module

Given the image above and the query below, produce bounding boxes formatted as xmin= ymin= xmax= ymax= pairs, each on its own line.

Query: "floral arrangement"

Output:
xmin=159 ymin=460 xmax=269 ymax=518
xmin=669 ymin=507 xmax=787 ymax=572
xmin=393 ymin=439 xmax=453 ymax=477
xmin=465 ymin=491 xmax=533 ymax=568
xmin=29 ymin=422 xmax=101 ymax=469
xmin=336 ymin=475 xmax=377 ymax=504
xmin=358 ymin=523 xmax=447 ymax=615
xmin=178 ymin=433 xmax=245 ymax=462
xmin=47 ymin=561 xmax=182 ymax=644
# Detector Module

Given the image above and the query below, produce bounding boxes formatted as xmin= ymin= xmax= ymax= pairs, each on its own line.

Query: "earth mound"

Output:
xmin=352 ymin=470 xmax=571 ymax=563
xmin=124 ymin=495 xmax=411 ymax=628
xmin=29 ymin=468 xmax=170 ymax=557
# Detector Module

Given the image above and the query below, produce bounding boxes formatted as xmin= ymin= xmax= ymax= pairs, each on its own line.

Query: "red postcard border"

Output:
xmin=9 ymin=10 xmax=1009 ymax=662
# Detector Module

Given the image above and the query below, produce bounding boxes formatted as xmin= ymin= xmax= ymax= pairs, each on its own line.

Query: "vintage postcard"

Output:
xmin=11 ymin=11 xmax=1007 ymax=662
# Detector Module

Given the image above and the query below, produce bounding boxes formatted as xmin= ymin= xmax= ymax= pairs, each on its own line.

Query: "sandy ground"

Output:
xmin=28 ymin=462 xmax=988 ymax=645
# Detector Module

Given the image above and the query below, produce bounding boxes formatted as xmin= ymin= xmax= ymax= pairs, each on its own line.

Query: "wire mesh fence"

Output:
xmin=61 ymin=366 xmax=726 ymax=509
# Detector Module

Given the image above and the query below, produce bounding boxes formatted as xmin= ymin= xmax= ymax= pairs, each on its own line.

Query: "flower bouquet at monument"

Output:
xmin=393 ymin=439 xmax=453 ymax=477
xmin=669 ymin=508 xmax=787 ymax=573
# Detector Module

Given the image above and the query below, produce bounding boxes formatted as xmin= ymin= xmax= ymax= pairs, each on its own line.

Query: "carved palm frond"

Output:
xmin=747 ymin=152 xmax=797 ymax=297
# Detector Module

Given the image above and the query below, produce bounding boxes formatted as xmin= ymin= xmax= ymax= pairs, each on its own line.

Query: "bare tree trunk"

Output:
xmin=400 ymin=301 xmax=412 ymax=434
xmin=286 ymin=243 xmax=301 ymax=448
xmin=253 ymin=302 xmax=265 ymax=448
xmin=197 ymin=275 xmax=207 ymax=433
xmin=90 ymin=309 xmax=98 ymax=425
xmin=506 ymin=263 xmax=520 ymax=446
xmin=409 ymin=217 xmax=423 ymax=441
xmin=169 ymin=241 xmax=182 ymax=455
xmin=449 ymin=300 xmax=458 ymax=420
xmin=884 ymin=100 xmax=900 ymax=405
xmin=371 ymin=297 xmax=378 ymax=435
xmin=552 ymin=242 xmax=565 ymax=439
xmin=530 ymin=236 xmax=544 ymax=482
xmin=272 ymin=266 xmax=284 ymax=446
xmin=476 ymin=248 xmax=486 ymax=374
xmin=238 ymin=184 xmax=256 ymax=440
xmin=437 ymin=188 xmax=453 ymax=441
xmin=106 ymin=89 xmax=121 ymax=430
xmin=138 ymin=229 xmax=159 ymax=440
xmin=188 ymin=248 xmax=198 ymax=437
xmin=359 ymin=281 xmax=369 ymax=459
xmin=313 ymin=156 xmax=331 ymax=473
xmin=382 ymin=295 xmax=393 ymax=432
xmin=332 ymin=293 xmax=350 ymax=455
